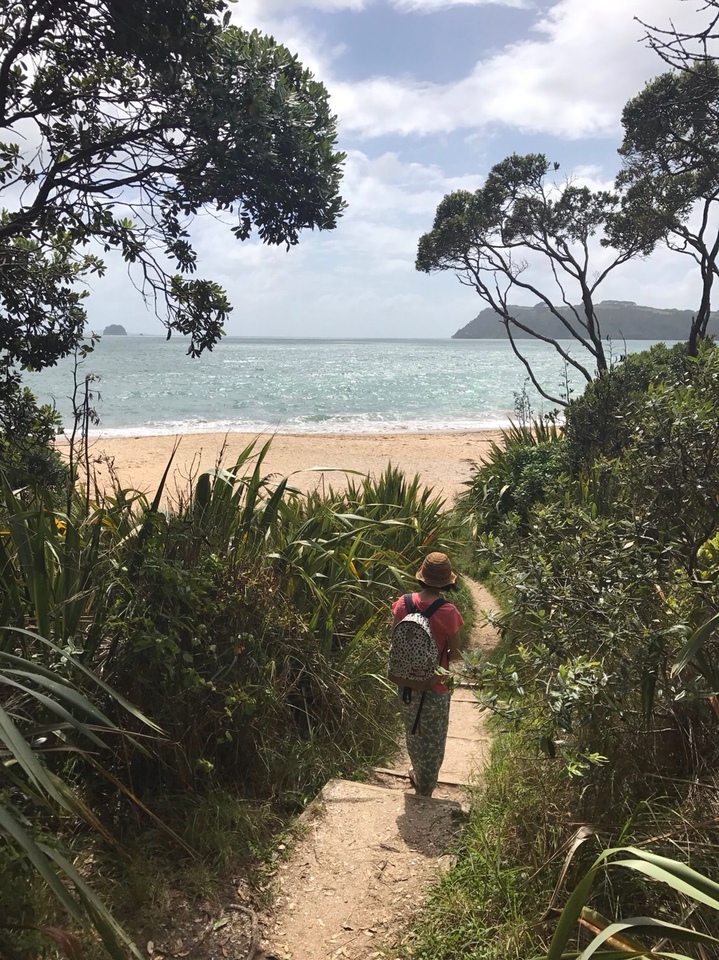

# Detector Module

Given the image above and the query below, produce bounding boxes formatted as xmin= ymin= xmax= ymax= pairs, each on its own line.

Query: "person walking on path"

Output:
xmin=392 ymin=552 xmax=463 ymax=797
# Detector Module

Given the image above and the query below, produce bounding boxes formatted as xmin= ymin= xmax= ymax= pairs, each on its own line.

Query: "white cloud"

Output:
xmin=139 ymin=151 xmax=488 ymax=337
xmin=191 ymin=150 xmax=482 ymax=278
xmin=84 ymin=0 xmax=718 ymax=339
xmin=241 ymin=0 xmax=525 ymax=14
xmin=341 ymin=150 xmax=482 ymax=218
xmin=331 ymin=0 xmax=712 ymax=139
xmin=393 ymin=0 xmax=529 ymax=9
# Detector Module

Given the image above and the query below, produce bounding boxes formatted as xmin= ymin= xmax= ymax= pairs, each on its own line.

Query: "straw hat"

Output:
xmin=415 ymin=552 xmax=457 ymax=588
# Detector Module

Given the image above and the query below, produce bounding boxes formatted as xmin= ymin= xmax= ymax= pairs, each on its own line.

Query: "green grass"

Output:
xmin=404 ymin=736 xmax=560 ymax=960
xmin=404 ymin=725 xmax=719 ymax=960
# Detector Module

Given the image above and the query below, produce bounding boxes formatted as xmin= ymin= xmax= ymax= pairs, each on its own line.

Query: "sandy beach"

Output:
xmin=65 ymin=430 xmax=504 ymax=505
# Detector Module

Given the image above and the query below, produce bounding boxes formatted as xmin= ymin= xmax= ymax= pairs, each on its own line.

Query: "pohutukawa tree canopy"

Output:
xmin=0 ymin=0 xmax=345 ymax=414
xmin=608 ymin=62 xmax=719 ymax=355
xmin=416 ymin=154 xmax=638 ymax=406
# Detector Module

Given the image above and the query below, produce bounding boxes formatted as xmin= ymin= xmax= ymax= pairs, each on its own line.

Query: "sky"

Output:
xmin=97 ymin=0 xmax=713 ymax=340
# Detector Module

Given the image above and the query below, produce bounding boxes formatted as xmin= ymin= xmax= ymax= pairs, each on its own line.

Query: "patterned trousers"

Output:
xmin=397 ymin=688 xmax=450 ymax=796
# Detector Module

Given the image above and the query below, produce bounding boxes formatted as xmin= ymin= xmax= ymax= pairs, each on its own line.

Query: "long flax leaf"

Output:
xmin=0 ymin=806 xmax=83 ymax=922
xmin=61 ymin=508 xmax=105 ymax=643
xmin=609 ymin=847 xmax=719 ymax=906
xmin=548 ymin=863 xmax=604 ymax=960
xmin=579 ymin=918 xmax=719 ymax=959
xmin=0 ymin=673 xmax=109 ymax=749
xmin=2 ymin=626 xmax=163 ymax=733
xmin=126 ymin=439 xmax=179 ymax=578
xmin=6 ymin=503 xmax=52 ymax=639
xmin=38 ymin=844 xmax=143 ymax=960
xmin=672 ymin=612 xmax=719 ymax=676
xmin=238 ymin=438 xmax=273 ymax=532
xmin=255 ymin=477 xmax=289 ymax=543
xmin=193 ymin=471 xmax=211 ymax=522
xmin=550 ymin=846 xmax=719 ymax=960
xmin=1 ymin=656 xmax=123 ymax=730
xmin=0 ymin=702 xmax=68 ymax=807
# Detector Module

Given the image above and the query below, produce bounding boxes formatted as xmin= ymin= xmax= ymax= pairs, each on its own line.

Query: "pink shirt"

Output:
xmin=392 ymin=592 xmax=464 ymax=693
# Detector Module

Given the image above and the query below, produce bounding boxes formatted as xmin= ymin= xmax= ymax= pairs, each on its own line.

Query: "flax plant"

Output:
xmin=1 ymin=437 xmax=460 ymax=949
xmin=190 ymin=438 xmax=290 ymax=555
xmin=270 ymin=465 xmax=456 ymax=652
xmin=0 ymin=478 xmax=106 ymax=645
xmin=0 ymin=474 xmax=166 ymax=956
xmin=0 ymin=627 xmax=161 ymax=959
xmin=549 ymin=847 xmax=719 ymax=960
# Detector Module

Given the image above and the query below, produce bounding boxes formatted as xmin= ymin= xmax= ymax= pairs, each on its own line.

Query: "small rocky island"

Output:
xmin=103 ymin=324 xmax=127 ymax=335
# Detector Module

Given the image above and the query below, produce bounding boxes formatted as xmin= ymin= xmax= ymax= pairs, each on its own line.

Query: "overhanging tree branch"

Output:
xmin=0 ymin=0 xmax=346 ymax=441
xmin=504 ymin=319 xmax=565 ymax=407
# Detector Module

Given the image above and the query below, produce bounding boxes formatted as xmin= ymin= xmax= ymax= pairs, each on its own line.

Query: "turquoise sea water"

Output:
xmin=22 ymin=336 xmax=665 ymax=437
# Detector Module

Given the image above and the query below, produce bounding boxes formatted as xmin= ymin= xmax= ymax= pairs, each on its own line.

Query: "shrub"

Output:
xmin=476 ymin=344 xmax=719 ymax=770
xmin=563 ymin=340 xmax=693 ymax=471
xmin=0 ymin=388 xmax=68 ymax=492
xmin=478 ymin=493 xmax=689 ymax=768
xmin=97 ymin=460 xmax=456 ymax=800
xmin=103 ymin=550 xmax=398 ymax=801
xmin=457 ymin=419 xmax=565 ymax=538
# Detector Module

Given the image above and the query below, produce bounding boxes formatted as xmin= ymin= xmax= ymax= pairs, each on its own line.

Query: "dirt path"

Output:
xmin=258 ymin=579 xmax=499 ymax=960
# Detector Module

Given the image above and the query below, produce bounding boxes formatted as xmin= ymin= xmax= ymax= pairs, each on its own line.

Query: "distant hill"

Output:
xmin=452 ymin=301 xmax=719 ymax=341
xmin=103 ymin=324 xmax=127 ymax=335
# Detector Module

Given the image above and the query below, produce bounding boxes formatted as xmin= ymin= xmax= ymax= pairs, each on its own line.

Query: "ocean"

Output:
xmin=21 ymin=336 xmax=662 ymax=437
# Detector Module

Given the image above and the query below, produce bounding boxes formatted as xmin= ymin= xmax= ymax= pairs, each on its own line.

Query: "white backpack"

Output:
xmin=388 ymin=594 xmax=448 ymax=690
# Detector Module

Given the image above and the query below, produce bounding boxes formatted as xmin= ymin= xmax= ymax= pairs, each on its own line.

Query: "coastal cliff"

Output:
xmin=453 ymin=301 xmax=719 ymax=340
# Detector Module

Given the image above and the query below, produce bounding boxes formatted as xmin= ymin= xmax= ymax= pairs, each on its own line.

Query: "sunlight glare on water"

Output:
xmin=22 ymin=336 xmax=663 ymax=437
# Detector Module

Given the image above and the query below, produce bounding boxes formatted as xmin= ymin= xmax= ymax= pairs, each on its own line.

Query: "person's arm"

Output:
xmin=447 ymin=629 xmax=462 ymax=663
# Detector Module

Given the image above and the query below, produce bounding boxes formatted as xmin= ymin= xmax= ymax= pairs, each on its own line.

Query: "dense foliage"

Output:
xmin=0 ymin=388 xmax=68 ymax=490
xmin=0 ymin=445 xmax=456 ymax=957
xmin=463 ymin=342 xmax=719 ymax=767
xmin=425 ymin=340 xmax=719 ymax=958
xmin=610 ymin=62 xmax=719 ymax=353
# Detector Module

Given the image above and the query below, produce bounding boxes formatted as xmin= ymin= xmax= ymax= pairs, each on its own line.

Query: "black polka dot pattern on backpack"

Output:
xmin=388 ymin=613 xmax=439 ymax=687
xmin=387 ymin=594 xmax=448 ymax=691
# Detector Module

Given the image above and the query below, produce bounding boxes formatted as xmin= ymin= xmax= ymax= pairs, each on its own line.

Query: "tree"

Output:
xmin=608 ymin=62 xmax=719 ymax=355
xmin=638 ymin=0 xmax=719 ymax=75
xmin=0 ymin=0 xmax=345 ymax=443
xmin=416 ymin=154 xmax=638 ymax=405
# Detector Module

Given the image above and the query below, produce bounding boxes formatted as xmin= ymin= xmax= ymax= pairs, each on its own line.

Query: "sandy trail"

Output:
xmin=259 ymin=579 xmax=499 ymax=960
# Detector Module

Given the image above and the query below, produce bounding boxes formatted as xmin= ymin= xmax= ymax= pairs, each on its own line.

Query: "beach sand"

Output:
xmin=64 ymin=430 xmax=503 ymax=505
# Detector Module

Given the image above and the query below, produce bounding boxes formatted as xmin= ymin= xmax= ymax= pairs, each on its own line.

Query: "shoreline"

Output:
xmin=60 ymin=429 xmax=504 ymax=504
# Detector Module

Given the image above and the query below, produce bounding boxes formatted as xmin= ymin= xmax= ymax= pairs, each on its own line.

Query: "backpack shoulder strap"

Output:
xmin=424 ymin=598 xmax=448 ymax=618
xmin=403 ymin=593 xmax=416 ymax=614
